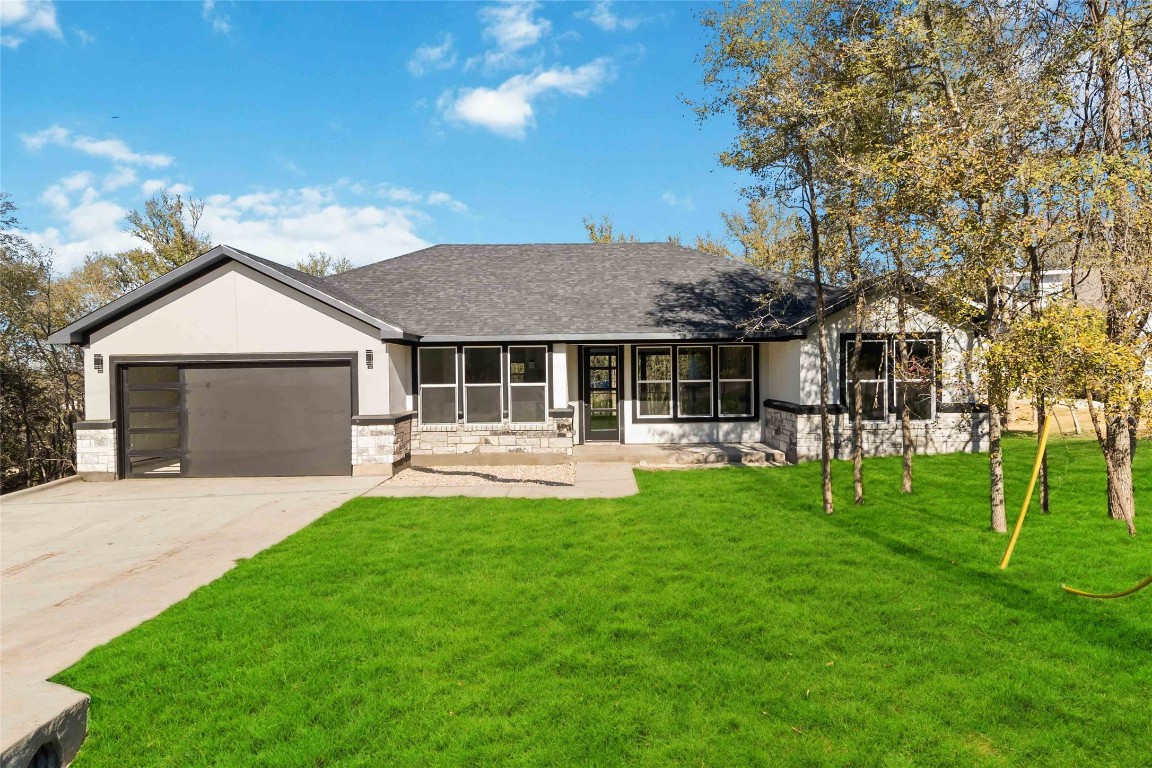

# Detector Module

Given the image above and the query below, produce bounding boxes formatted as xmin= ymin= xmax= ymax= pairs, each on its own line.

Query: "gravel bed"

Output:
xmin=385 ymin=464 xmax=576 ymax=487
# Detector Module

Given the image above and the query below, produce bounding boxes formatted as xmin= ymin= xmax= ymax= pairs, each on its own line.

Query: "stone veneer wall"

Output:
xmin=412 ymin=415 xmax=575 ymax=456
xmin=764 ymin=407 xmax=989 ymax=463
xmin=75 ymin=420 xmax=117 ymax=481
xmin=352 ymin=414 xmax=414 ymax=477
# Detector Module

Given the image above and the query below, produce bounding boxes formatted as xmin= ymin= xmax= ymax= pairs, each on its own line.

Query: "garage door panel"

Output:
xmin=179 ymin=364 xmax=351 ymax=477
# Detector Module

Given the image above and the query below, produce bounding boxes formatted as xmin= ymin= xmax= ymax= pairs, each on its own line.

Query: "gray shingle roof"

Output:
xmin=325 ymin=243 xmax=846 ymax=341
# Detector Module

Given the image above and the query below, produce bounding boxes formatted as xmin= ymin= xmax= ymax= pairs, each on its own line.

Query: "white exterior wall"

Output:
xmin=766 ymin=340 xmax=802 ymax=403
xmin=386 ymin=343 xmax=413 ymax=413
xmin=802 ymin=295 xmax=980 ymax=407
xmin=84 ymin=262 xmax=395 ymax=419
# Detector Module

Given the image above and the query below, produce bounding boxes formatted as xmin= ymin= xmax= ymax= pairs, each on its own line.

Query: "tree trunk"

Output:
xmin=803 ymin=159 xmax=834 ymax=516
xmin=895 ymin=260 xmax=913 ymax=494
xmin=852 ymin=290 xmax=865 ymax=505
xmin=1037 ymin=396 xmax=1050 ymax=514
xmin=987 ymin=277 xmax=1007 ymax=532
xmin=1104 ymin=412 xmax=1138 ymax=535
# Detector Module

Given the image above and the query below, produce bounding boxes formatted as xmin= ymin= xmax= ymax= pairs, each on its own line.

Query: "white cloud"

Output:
xmin=407 ymin=34 xmax=456 ymax=76
xmin=103 ymin=166 xmax=138 ymax=191
xmin=201 ymin=0 xmax=231 ymax=34
xmin=22 ymin=125 xmax=174 ymax=167
xmin=441 ymin=58 xmax=613 ymax=138
xmin=661 ymin=191 xmax=694 ymax=210
xmin=0 ymin=0 xmax=62 ymax=48
xmin=197 ymin=187 xmax=429 ymax=266
xmin=426 ymin=191 xmax=468 ymax=213
xmin=472 ymin=1 xmax=551 ymax=71
xmin=72 ymin=26 xmax=94 ymax=44
xmin=578 ymin=1 xmax=641 ymax=32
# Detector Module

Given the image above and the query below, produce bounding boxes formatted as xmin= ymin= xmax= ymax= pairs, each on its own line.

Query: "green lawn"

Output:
xmin=58 ymin=435 xmax=1151 ymax=767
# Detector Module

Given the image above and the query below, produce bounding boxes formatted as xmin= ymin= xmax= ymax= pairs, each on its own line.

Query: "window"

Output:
xmin=509 ymin=346 xmax=547 ymax=423
xmin=718 ymin=345 xmax=754 ymax=416
xmin=464 ymin=346 xmax=502 ymax=423
xmin=893 ymin=338 xmax=936 ymax=421
xmin=419 ymin=347 xmax=457 ymax=424
xmin=636 ymin=347 xmax=672 ymax=417
xmin=677 ymin=346 xmax=713 ymax=417
xmin=845 ymin=339 xmax=887 ymax=421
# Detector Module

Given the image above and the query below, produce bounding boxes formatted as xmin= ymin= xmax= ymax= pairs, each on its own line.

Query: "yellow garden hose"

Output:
xmin=1062 ymin=575 xmax=1152 ymax=599
xmin=999 ymin=415 xmax=1054 ymax=570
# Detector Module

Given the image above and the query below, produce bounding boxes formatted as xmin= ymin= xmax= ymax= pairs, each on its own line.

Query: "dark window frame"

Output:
xmin=414 ymin=343 xmax=555 ymax=427
xmin=838 ymin=332 xmax=942 ymax=422
xmin=630 ymin=343 xmax=759 ymax=425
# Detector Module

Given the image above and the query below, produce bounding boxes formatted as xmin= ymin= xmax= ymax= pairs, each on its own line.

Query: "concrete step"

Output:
xmin=573 ymin=442 xmax=786 ymax=466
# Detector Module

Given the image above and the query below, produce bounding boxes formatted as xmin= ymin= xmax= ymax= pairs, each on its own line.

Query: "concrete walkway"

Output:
xmin=364 ymin=462 xmax=638 ymax=499
xmin=1 ymin=475 xmax=381 ymax=768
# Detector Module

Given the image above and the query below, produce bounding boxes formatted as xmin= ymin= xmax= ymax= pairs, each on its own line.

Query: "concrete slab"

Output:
xmin=1 ymin=475 xmax=381 ymax=767
xmin=573 ymin=442 xmax=785 ymax=466
xmin=362 ymin=462 xmax=638 ymax=500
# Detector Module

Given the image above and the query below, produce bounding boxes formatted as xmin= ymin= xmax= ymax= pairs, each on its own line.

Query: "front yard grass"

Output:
xmin=58 ymin=435 xmax=1151 ymax=767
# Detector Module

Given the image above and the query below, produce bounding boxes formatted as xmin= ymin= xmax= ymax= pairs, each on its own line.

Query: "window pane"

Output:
xmin=637 ymin=349 xmax=671 ymax=381
xmin=848 ymin=381 xmax=886 ymax=421
xmin=510 ymin=385 xmax=546 ymax=422
xmin=420 ymin=387 xmax=456 ymax=424
xmin=128 ymin=389 xmax=180 ymax=408
xmin=848 ymin=341 xmax=886 ymax=380
xmin=591 ymin=391 xmax=616 ymax=410
xmin=510 ymin=347 xmax=547 ymax=384
xmin=906 ymin=340 xmax=936 ymax=379
xmin=129 ymin=431 xmax=180 ymax=451
xmin=465 ymin=348 xmax=502 ymax=384
xmin=589 ymin=354 xmax=610 ymax=367
xmin=129 ymin=411 xmax=180 ymax=430
xmin=718 ymin=346 xmax=752 ymax=379
xmin=719 ymin=381 xmax=752 ymax=416
xmin=589 ymin=368 xmax=615 ymax=390
xmin=678 ymin=382 xmax=712 ymax=416
xmin=638 ymin=382 xmax=671 ymax=416
xmin=126 ymin=366 xmax=179 ymax=385
xmin=678 ymin=348 xmax=711 ymax=380
xmin=896 ymin=381 xmax=934 ymax=420
xmin=420 ymin=348 xmax=456 ymax=385
xmin=466 ymin=386 xmax=501 ymax=422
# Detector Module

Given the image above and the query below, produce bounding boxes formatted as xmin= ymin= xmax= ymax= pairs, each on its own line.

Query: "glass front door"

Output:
xmin=582 ymin=347 xmax=620 ymax=442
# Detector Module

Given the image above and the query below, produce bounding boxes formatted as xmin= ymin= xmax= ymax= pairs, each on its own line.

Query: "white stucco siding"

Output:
xmin=551 ymin=343 xmax=570 ymax=409
xmin=766 ymin=340 xmax=802 ymax=403
xmin=386 ymin=343 xmax=413 ymax=413
xmin=84 ymin=262 xmax=391 ymax=419
xmin=802 ymin=294 xmax=980 ymax=406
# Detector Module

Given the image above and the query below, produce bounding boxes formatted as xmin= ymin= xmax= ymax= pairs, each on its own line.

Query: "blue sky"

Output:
xmin=2 ymin=0 xmax=745 ymax=270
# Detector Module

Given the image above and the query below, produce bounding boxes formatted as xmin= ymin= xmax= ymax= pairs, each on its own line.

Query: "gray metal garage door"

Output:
xmin=121 ymin=362 xmax=351 ymax=478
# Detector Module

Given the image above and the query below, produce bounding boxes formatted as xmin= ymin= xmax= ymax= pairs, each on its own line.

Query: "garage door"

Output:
xmin=121 ymin=362 xmax=351 ymax=478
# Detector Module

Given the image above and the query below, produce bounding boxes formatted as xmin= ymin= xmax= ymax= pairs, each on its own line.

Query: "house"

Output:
xmin=48 ymin=243 xmax=989 ymax=480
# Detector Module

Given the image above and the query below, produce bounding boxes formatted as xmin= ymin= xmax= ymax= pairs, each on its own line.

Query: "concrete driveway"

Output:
xmin=0 ymin=475 xmax=381 ymax=765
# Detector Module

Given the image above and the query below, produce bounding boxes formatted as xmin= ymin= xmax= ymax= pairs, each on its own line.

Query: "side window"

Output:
xmin=636 ymin=347 xmax=672 ymax=417
xmin=508 ymin=346 xmax=547 ymax=423
xmin=418 ymin=348 xmax=457 ymax=424
xmin=717 ymin=346 xmax=754 ymax=416
xmin=464 ymin=347 xmax=503 ymax=423
xmin=845 ymin=339 xmax=887 ymax=421
xmin=894 ymin=338 xmax=936 ymax=421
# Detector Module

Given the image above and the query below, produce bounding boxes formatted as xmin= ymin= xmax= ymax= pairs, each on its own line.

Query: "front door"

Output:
xmin=582 ymin=346 xmax=620 ymax=442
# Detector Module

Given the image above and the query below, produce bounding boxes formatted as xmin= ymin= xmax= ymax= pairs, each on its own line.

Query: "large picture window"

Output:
xmin=508 ymin=346 xmax=547 ymax=423
xmin=893 ymin=338 xmax=936 ymax=421
xmin=845 ymin=339 xmax=887 ymax=421
xmin=464 ymin=346 xmax=503 ymax=423
xmin=718 ymin=345 xmax=754 ymax=416
xmin=419 ymin=347 xmax=457 ymax=424
xmin=636 ymin=347 xmax=672 ymax=417
xmin=677 ymin=346 xmax=713 ymax=417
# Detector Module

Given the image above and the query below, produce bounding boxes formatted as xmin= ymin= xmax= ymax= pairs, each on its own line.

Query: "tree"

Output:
xmin=582 ymin=215 xmax=638 ymax=243
xmin=696 ymin=0 xmax=877 ymax=515
xmin=108 ymin=191 xmax=212 ymax=292
xmin=294 ymin=251 xmax=354 ymax=277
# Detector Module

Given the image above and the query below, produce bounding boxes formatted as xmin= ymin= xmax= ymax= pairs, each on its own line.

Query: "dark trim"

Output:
xmin=416 ymin=332 xmax=802 ymax=344
xmin=630 ymin=343 xmax=760 ymax=425
xmin=548 ymin=408 xmax=574 ymax=418
xmin=74 ymin=419 xmax=116 ymax=430
xmin=762 ymin=398 xmax=848 ymax=415
xmin=937 ymin=402 xmax=990 ymax=414
xmin=352 ymin=411 xmax=416 ymax=425
xmin=48 ymin=245 xmax=410 ymax=345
